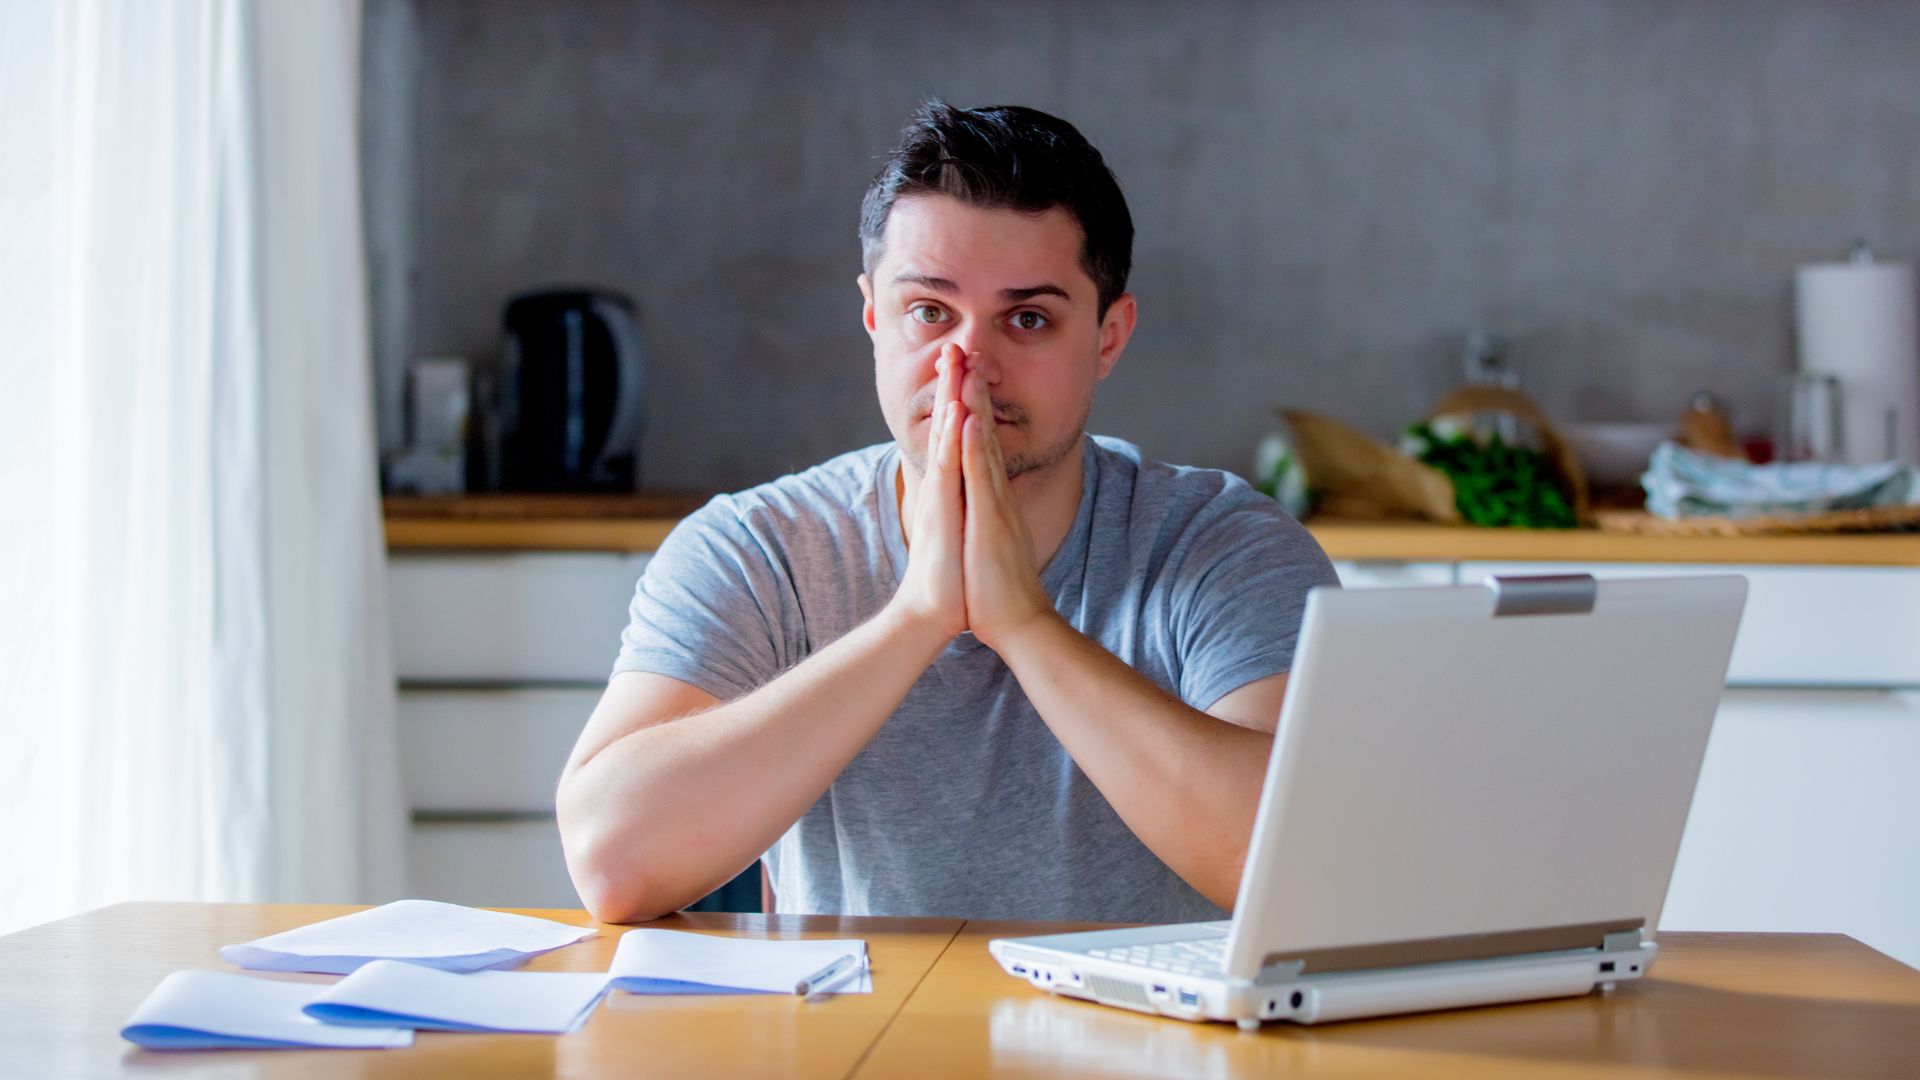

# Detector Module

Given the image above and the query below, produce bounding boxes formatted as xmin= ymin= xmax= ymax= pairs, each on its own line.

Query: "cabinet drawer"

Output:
xmin=1457 ymin=562 xmax=1920 ymax=687
xmin=1661 ymin=688 xmax=1920 ymax=970
xmin=1332 ymin=560 xmax=1455 ymax=590
xmin=388 ymin=552 xmax=649 ymax=682
xmin=408 ymin=819 xmax=581 ymax=909
xmin=399 ymin=687 xmax=599 ymax=813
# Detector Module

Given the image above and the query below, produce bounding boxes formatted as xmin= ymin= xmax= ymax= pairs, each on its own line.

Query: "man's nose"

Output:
xmin=958 ymin=345 xmax=1002 ymax=385
xmin=951 ymin=318 xmax=992 ymax=361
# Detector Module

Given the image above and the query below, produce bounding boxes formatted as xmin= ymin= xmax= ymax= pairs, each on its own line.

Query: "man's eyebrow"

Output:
xmin=892 ymin=272 xmax=958 ymax=293
xmin=890 ymin=273 xmax=1074 ymax=305
xmin=999 ymin=284 xmax=1072 ymax=304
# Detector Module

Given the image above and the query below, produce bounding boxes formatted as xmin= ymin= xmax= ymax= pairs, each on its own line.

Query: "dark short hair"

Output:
xmin=860 ymin=100 xmax=1133 ymax=317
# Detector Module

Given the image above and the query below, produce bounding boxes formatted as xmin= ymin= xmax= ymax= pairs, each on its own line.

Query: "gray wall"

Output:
xmin=362 ymin=0 xmax=1920 ymax=492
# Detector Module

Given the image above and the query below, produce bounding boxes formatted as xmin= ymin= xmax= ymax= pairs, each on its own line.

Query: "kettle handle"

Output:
xmin=590 ymin=295 xmax=649 ymax=480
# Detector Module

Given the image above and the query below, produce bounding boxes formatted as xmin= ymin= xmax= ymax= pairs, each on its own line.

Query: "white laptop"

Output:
xmin=990 ymin=573 xmax=1747 ymax=1028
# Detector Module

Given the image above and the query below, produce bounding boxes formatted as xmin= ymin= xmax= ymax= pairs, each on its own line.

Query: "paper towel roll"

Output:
xmin=1794 ymin=257 xmax=1920 ymax=464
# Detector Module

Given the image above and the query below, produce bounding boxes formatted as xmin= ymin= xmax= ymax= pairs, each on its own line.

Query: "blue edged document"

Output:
xmin=121 ymin=971 xmax=413 ymax=1051
xmin=607 ymin=929 xmax=871 ymax=995
xmin=219 ymin=899 xmax=596 ymax=975
xmin=303 ymin=960 xmax=611 ymax=1033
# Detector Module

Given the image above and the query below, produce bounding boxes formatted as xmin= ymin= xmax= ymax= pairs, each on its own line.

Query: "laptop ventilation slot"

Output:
xmin=1085 ymin=974 xmax=1151 ymax=1008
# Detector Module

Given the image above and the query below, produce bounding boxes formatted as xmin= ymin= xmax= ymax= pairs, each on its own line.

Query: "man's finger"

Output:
xmin=939 ymin=400 xmax=963 ymax=474
xmin=961 ymin=413 xmax=999 ymax=523
xmin=964 ymin=367 xmax=1013 ymax=499
xmin=981 ymin=402 xmax=1011 ymax=499
xmin=930 ymin=346 xmax=958 ymax=461
xmin=919 ymin=405 xmax=963 ymax=554
xmin=959 ymin=412 xmax=981 ymax=485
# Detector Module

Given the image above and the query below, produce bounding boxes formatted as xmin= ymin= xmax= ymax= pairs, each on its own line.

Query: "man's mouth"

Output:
xmin=915 ymin=408 xmax=1017 ymax=427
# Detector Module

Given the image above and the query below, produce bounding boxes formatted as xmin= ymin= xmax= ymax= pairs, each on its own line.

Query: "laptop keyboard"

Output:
xmin=1085 ymin=936 xmax=1226 ymax=975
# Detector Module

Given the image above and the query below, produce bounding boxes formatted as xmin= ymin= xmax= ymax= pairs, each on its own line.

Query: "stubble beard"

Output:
xmin=899 ymin=393 xmax=1091 ymax=483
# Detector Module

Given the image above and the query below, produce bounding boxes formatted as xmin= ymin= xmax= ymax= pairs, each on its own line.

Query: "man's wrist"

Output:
xmin=979 ymin=607 xmax=1070 ymax=661
xmin=877 ymin=597 xmax=963 ymax=658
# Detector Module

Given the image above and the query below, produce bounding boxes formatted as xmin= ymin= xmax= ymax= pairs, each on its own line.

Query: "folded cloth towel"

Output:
xmin=1642 ymin=442 xmax=1919 ymax=519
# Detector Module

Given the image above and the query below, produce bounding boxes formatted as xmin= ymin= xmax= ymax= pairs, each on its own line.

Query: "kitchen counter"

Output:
xmin=383 ymin=496 xmax=1920 ymax=566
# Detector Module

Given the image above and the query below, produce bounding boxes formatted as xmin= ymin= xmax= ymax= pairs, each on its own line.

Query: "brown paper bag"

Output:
xmin=1279 ymin=409 xmax=1460 ymax=523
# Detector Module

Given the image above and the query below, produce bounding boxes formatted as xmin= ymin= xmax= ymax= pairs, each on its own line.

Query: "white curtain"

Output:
xmin=0 ymin=0 xmax=406 ymax=935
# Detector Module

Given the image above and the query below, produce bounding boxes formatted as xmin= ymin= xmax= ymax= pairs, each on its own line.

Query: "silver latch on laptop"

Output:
xmin=1490 ymin=574 xmax=1598 ymax=617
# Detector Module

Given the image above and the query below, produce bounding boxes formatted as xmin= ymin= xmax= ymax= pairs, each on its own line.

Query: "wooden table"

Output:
xmin=5 ymin=904 xmax=1918 ymax=1078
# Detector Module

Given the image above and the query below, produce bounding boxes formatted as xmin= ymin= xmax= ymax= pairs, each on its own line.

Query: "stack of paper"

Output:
xmin=304 ymin=960 xmax=611 ymax=1034
xmin=123 ymin=904 xmax=876 ymax=1053
xmin=220 ymin=899 xmax=596 ymax=974
xmin=121 ymin=972 xmax=414 ymax=1051
xmin=607 ymin=929 xmax=872 ymax=995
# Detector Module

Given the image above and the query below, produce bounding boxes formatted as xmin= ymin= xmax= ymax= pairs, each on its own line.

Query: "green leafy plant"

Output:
xmin=1402 ymin=421 xmax=1577 ymax=529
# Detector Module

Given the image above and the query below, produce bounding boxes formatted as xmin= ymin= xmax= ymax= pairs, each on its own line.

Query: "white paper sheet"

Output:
xmin=606 ymin=929 xmax=871 ymax=995
xmin=219 ymin=899 xmax=596 ymax=975
xmin=121 ymin=971 xmax=414 ymax=1051
xmin=304 ymin=960 xmax=611 ymax=1033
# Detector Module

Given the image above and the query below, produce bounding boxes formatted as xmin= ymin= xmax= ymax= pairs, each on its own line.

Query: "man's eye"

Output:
xmin=911 ymin=305 xmax=948 ymax=324
xmin=1010 ymin=311 xmax=1049 ymax=331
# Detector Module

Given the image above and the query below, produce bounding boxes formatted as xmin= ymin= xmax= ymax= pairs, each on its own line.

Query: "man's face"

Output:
xmin=859 ymin=195 xmax=1133 ymax=481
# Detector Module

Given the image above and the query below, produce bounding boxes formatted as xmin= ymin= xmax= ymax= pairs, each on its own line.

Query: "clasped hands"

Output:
xmin=894 ymin=343 xmax=1056 ymax=651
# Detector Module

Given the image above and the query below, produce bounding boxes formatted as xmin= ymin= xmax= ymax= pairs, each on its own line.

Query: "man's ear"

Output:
xmin=857 ymin=273 xmax=878 ymax=338
xmin=1094 ymin=293 xmax=1137 ymax=380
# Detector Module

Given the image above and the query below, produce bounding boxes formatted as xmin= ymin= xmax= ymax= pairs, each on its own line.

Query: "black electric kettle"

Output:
xmin=485 ymin=287 xmax=648 ymax=492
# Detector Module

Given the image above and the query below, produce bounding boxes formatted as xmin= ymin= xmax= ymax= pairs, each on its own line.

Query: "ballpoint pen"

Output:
xmin=794 ymin=953 xmax=860 ymax=997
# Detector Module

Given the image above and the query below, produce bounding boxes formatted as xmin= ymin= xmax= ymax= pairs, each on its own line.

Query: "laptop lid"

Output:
xmin=1224 ymin=574 xmax=1747 ymax=980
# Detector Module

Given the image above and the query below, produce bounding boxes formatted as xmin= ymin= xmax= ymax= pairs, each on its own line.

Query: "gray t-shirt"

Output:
xmin=614 ymin=435 xmax=1337 ymax=922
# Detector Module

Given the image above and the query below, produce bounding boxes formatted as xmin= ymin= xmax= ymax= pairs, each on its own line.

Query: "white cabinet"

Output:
xmin=1332 ymin=560 xmax=1455 ymax=590
xmin=399 ymin=687 xmax=600 ymax=813
xmin=1457 ymin=562 xmax=1920 ymax=686
xmin=389 ymin=552 xmax=649 ymax=907
xmin=1456 ymin=559 xmax=1920 ymax=969
xmin=389 ymin=551 xmax=648 ymax=682
xmin=1663 ymin=689 xmax=1920 ymax=970
xmin=410 ymin=819 xmax=585 ymax=909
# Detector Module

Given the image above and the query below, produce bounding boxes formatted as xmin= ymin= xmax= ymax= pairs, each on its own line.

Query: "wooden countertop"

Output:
xmin=1301 ymin=517 xmax=1920 ymax=566
xmin=9 ymin=902 xmax=1920 ymax=1078
xmin=384 ymin=496 xmax=1920 ymax=566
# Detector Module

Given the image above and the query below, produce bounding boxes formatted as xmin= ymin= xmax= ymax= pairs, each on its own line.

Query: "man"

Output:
xmin=557 ymin=101 xmax=1336 ymax=925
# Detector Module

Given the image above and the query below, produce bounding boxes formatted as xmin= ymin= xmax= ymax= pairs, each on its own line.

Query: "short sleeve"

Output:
xmin=1169 ymin=499 xmax=1339 ymax=711
xmin=612 ymin=495 xmax=793 ymax=700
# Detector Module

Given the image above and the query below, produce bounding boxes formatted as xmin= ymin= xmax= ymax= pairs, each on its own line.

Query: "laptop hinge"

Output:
xmin=1261 ymin=917 xmax=1644 ymax=975
xmin=1490 ymin=574 xmax=1597 ymax=617
xmin=1602 ymin=927 xmax=1647 ymax=953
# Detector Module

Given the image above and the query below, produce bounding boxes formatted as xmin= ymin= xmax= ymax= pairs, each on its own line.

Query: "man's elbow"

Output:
xmin=575 ymin=873 xmax=672 ymax=926
xmin=557 ymin=803 xmax=679 ymax=924
xmin=565 ymin=837 xmax=679 ymax=925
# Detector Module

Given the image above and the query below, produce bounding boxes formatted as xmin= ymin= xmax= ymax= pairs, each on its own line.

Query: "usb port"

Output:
xmin=1599 ymin=961 xmax=1615 ymax=973
xmin=1178 ymin=989 xmax=1200 ymax=1007
xmin=1011 ymin=965 xmax=1027 ymax=975
xmin=1150 ymin=984 xmax=1167 ymax=995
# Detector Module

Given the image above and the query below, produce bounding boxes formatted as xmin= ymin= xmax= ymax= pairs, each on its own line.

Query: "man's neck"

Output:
xmin=895 ymin=437 xmax=1086 ymax=573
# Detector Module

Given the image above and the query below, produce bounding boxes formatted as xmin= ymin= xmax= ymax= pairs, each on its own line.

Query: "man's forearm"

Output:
xmin=558 ymin=603 xmax=953 ymax=922
xmin=993 ymin=613 xmax=1272 ymax=908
